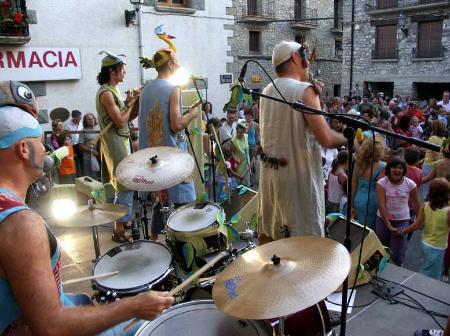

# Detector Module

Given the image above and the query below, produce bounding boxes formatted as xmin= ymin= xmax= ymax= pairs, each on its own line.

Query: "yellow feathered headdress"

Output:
xmin=140 ymin=25 xmax=177 ymax=69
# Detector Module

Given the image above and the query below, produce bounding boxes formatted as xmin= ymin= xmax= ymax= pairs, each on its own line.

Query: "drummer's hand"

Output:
xmin=133 ymin=291 xmax=174 ymax=320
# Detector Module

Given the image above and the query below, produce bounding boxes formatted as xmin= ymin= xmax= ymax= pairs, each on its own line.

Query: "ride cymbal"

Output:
xmin=116 ymin=146 xmax=194 ymax=192
xmin=51 ymin=203 xmax=128 ymax=228
xmin=212 ymin=236 xmax=351 ymax=320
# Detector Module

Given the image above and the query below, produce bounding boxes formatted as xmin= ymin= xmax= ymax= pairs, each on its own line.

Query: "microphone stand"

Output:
xmin=242 ymin=86 xmax=440 ymax=335
xmin=191 ymin=78 xmax=220 ymax=202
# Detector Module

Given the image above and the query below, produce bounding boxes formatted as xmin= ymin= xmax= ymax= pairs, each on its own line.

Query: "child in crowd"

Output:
xmin=215 ymin=140 xmax=239 ymax=203
xmin=376 ymin=156 xmax=421 ymax=266
xmin=409 ymin=116 xmax=423 ymax=139
xmin=57 ymin=132 xmax=76 ymax=184
xmin=400 ymin=178 xmax=450 ymax=280
xmin=326 ymin=150 xmax=349 ymax=214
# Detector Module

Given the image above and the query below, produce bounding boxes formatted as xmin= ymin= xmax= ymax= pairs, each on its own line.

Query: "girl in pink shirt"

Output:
xmin=376 ymin=156 xmax=421 ymax=266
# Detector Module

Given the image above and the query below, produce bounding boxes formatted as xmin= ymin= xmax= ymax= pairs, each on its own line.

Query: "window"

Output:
xmin=157 ymin=0 xmax=188 ymax=7
xmin=249 ymin=31 xmax=261 ymax=53
xmin=335 ymin=40 xmax=343 ymax=57
xmin=417 ymin=20 xmax=443 ymax=58
xmin=294 ymin=0 xmax=303 ymax=20
xmin=374 ymin=25 xmax=397 ymax=59
xmin=247 ymin=0 xmax=259 ymax=16
xmin=377 ymin=0 xmax=398 ymax=9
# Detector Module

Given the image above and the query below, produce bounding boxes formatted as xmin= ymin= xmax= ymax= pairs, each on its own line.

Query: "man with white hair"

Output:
xmin=0 ymin=81 xmax=173 ymax=335
xmin=257 ymin=42 xmax=345 ymax=243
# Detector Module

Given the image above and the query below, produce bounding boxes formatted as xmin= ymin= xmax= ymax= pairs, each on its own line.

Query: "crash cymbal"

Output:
xmin=51 ymin=203 xmax=128 ymax=228
xmin=116 ymin=146 xmax=194 ymax=192
xmin=212 ymin=236 xmax=351 ymax=320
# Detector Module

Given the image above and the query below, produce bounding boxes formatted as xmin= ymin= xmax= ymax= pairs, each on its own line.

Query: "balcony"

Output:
xmin=366 ymin=0 xmax=450 ymax=15
xmin=237 ymin=0 xmax=275 ymax=24
xmin=290 ymin=8 xmax=319 ymax=31
xmin=0 ymin=2 xmax=31 ymax=46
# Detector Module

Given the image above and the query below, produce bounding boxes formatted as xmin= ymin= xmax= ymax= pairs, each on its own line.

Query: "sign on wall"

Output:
xmin=0 ymin=47 xmax=82 ymax=81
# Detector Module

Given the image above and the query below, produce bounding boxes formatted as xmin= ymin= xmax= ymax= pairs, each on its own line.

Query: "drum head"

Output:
xmin=93 ymin=241 xmax=172 ymax=292
xmin=135 ymin=300 xmax=272 ymax=335
xmin=167 ymin=202 xmax=221 ymax=233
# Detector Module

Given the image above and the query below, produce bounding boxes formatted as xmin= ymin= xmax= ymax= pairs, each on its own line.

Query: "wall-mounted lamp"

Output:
xmin=397 ymin=11 xmax=408 ymax=37
xmin=125 ymin=0 xmax=145 ymax=27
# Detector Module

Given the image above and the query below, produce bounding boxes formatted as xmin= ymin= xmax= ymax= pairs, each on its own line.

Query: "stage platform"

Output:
xmin=337 ymin=263 xmax=449 ymax=335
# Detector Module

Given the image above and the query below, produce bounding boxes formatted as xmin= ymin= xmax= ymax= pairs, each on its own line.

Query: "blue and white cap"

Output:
xmin=0 ymin=105 xmax=43 ymax=149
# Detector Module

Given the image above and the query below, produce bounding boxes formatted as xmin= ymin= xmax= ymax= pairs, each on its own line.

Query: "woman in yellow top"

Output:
xmin=231 ymin=123 xmax=251 ymax=186
xmin=421 ymin=120 xmax=446 ymax=201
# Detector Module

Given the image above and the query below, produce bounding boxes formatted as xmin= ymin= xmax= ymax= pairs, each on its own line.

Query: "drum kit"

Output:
xmin=52 ymin=146 xmax=351 ymax=336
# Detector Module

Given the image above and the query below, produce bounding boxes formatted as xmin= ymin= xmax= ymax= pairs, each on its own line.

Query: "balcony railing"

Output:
xmin=366 ymin=0 xmax=449 ymax=11
xmin=372 ymin=48 xmax=399 ymax=59
xmin=412 ymin=46 xmax=444 ymax=58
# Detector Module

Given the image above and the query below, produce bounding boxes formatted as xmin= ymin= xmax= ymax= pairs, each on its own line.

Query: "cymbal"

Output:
xmin=116 ymin=146 xmax=194 ymax=192
xmin=212 ymin=236 xmax=351 ymax=320
xmin=51 ymin=203 xmax=128 ymax=228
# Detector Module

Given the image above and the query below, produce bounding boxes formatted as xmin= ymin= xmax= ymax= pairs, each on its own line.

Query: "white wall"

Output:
xmin=12 ymin=0 xmax=233 ymax=130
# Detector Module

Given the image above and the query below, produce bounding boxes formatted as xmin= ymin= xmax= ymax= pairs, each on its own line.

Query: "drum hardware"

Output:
xmin=124 ymin=251 xmax=228 ymax=333
xmin=239 ymin=220 xmax=256 ymax=241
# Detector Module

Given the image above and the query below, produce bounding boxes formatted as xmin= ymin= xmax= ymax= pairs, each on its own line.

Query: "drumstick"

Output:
xmin=62 ymin=271 xmax=119 ymax=286
xmin=123 ymin=251 xmax=227 ymax=332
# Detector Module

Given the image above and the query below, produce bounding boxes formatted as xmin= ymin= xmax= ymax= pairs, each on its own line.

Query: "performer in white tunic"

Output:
xmin=258 ymin=41 xmax=345 ymax=242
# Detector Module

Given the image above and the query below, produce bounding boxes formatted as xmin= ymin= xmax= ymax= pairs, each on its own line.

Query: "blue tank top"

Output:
xmin=138 ymin=79 xmax=196 ymax=204
xmin=0 ymin=188 xmax=70 ymax=334
xmin=246 ymin=123 xmax=258 ymax=145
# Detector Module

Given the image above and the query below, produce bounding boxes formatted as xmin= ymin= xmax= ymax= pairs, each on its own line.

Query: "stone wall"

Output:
xmin=341 ymin=0 xmax=450 ymax=99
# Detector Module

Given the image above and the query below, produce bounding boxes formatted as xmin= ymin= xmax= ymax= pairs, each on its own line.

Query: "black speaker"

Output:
xmin=327 ymin=215 xmax=389 ymax=288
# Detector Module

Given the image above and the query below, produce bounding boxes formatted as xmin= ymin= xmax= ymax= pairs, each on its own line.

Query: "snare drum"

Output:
xmin=135 ymin=300 xmax=272 ymax=336
xmin=166 ymin=202 xmax=228 ymax=270
xmin=92 ymin=241 xmax=174 ymax=302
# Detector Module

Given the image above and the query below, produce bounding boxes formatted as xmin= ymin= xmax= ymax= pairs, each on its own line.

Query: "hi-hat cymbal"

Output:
xmin=116 ymin=146 xmax=194 ymax=192
xmin=212 ymin=236 xmax=351 ymax=320
xmin=51 ymin=203 xmax=128 ymax=228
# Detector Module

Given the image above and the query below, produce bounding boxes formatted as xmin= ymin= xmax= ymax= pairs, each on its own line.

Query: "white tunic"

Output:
xmin=258 ymin=78 xmax=325 ymax=240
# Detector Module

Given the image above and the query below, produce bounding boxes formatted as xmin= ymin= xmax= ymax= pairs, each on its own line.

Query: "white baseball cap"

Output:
xmin=272 ymin=41 xmax=302 ymax=67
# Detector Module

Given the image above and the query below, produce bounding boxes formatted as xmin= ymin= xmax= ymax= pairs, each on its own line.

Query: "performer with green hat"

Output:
xmin=96 ymin=51 xmax=139 ymax=242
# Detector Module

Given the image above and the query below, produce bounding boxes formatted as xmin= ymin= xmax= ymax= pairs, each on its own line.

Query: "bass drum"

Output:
xmin=135 ymin=300 xmax=272 ymax=336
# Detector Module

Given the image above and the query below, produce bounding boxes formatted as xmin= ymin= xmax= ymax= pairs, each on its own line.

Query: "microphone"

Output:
xmin=43 ymin=146 xmax=69 ymax=172
xmin=238 ymin=62 xmax=248 ymax=84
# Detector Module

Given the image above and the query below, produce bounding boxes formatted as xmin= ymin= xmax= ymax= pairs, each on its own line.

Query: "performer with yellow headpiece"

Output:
xmin=138 ymin=25 xmax=200 ymax=240
xmin=96 ymin=51 xmax=140 ymax=242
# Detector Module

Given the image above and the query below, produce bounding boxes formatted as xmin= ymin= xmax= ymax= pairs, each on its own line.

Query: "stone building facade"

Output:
xmin=228 ymin=0 xmax=344 ymax=99
xmin=341 ymin=0 xmax=450 ymax=100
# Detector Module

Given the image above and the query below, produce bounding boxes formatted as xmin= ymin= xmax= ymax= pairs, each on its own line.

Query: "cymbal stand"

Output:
xmin=160 ymin=204 xmax=173 ymax=232
xmin=135 ymin=196 xmax=151 ymax=240
xmin=87 ymin=199 xmax=101 ymax=261
xmin=279 ymin=316 xmax=286 ymax=336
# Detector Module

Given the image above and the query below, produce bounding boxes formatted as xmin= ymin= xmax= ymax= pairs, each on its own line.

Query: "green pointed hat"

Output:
xmin=99 ymin=51 xmax=126 ymax=67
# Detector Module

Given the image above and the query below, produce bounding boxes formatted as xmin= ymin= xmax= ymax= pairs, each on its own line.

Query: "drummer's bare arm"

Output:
xmin=302 ymin=87 xmax=345 ymax=148
xmin=99 ymin=91 xmax=131 ymax=129
xmin=169 ymin=88 xmax=200 ymax=133
xmin=0 ymin=210 xmax=174 ymax=336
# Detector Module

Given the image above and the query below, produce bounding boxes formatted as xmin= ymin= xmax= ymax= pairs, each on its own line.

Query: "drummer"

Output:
xmin=0 ymin=81 xmax=174 ymax=335
xmin=138 ymin=46 xmax=200 ymax=240
xmin=96 ymin=51 xmax=139 ymax=243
